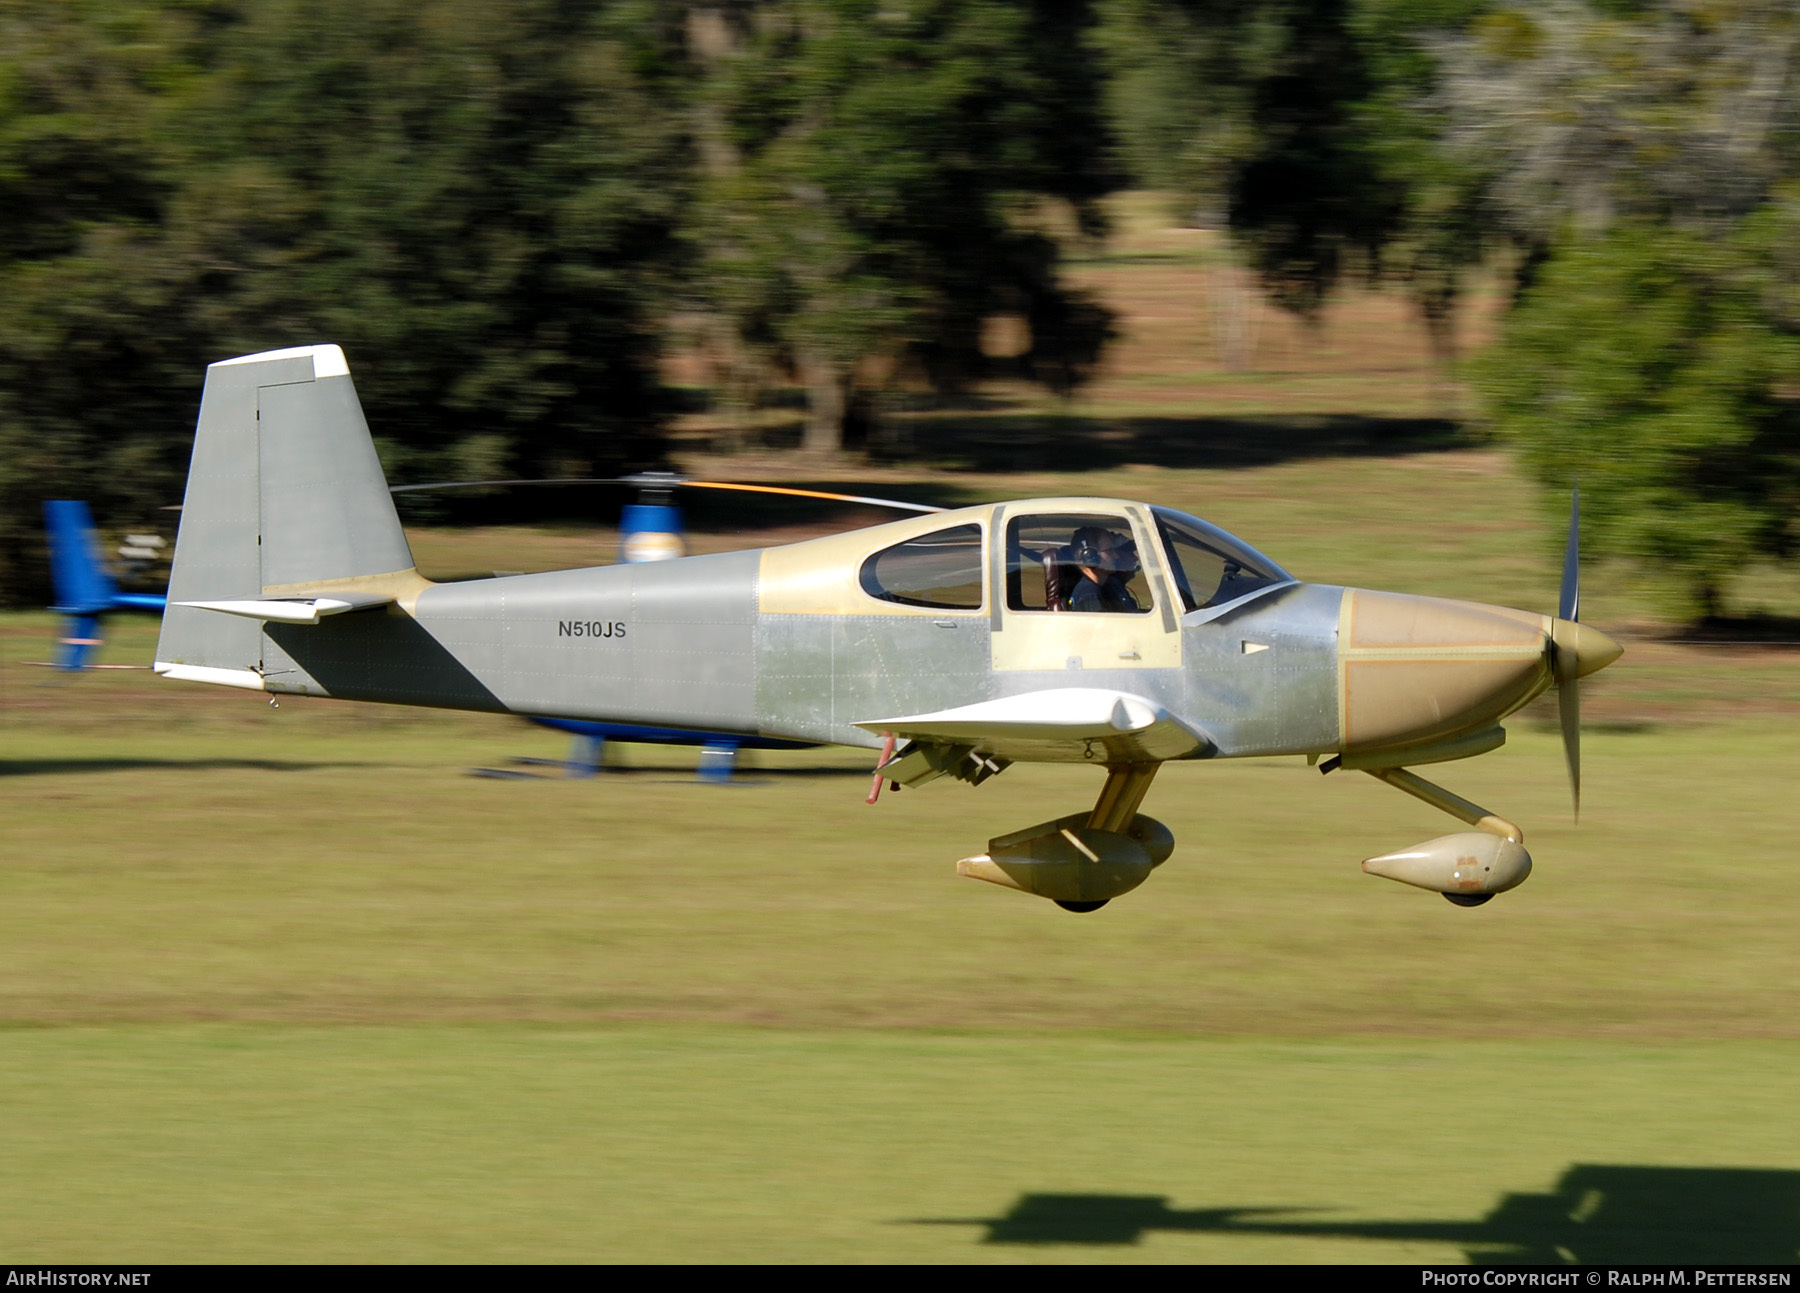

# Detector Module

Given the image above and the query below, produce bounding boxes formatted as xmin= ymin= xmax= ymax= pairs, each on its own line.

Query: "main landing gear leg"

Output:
xmin=958 ymin=761 xmax=1172 ymax=912
xmin=1088 ymin=763 xmax=1160 ymax=834
xmin=1054 ymin=764 xmax=1164 ymax=912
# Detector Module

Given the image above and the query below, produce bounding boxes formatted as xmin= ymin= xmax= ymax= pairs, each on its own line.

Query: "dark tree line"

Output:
xmin=0 ymin=0 xmax=1126 ymax=599
xmin=3 ymin=0 xmax=1797 ymax=613
xmin=0 ymin=0 xmax=692 ymax=597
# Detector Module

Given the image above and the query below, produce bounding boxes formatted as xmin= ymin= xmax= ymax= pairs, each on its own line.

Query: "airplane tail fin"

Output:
xmin=154 ymin=344 xmax=421 ymax=685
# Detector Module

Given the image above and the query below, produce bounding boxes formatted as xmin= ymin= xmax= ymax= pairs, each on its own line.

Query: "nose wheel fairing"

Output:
xmin=1350 ymin=764 xmax=1534 ymax=904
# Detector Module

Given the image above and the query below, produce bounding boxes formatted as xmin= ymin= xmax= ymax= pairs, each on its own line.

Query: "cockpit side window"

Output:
xmin=1152 ymin=508 xmax=1288 ymax=613
xmin=859 ymin=523 xmax=984 ymax=609
xmin=1005 ymin=514 xmax=1153 ymax=613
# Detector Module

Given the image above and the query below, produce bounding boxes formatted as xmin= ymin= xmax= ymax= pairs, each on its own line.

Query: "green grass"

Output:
xmin=4 ymin=590 xmax=1800 ymax=1259
xmin=3 ymin=1027 xmax=1796 ymax=1263
xmin=8 ymin=389 xmax=1800 ymax=1260
xmin=4 ymin=684 xmax=1799 ymax=1039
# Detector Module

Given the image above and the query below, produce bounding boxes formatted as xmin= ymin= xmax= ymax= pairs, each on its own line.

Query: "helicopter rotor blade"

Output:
xmin=387 ymin=476 xmax=944 ymax=514
xmin=674 ymin=480 xmax=944 ymax=514
xmin=387 ymin=477 xmax=622 ymax=494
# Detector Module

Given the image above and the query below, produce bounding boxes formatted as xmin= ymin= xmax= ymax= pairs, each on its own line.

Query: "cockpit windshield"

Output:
xmin=1151 ymin=507 xmax=1291 ymax=614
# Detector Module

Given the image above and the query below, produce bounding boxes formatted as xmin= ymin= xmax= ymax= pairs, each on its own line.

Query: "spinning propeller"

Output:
xmin=1546 ymin=488 xmax=1623 ymax=819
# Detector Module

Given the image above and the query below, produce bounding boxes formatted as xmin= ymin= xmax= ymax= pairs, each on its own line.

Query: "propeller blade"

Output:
xmin=1553 ymin=486 xmax=1583 ymax=818
xmin=1559 ymin=485 xmax=1580 ymax=623
xmin=1559 ymin=669 xmax=1581 ymax=821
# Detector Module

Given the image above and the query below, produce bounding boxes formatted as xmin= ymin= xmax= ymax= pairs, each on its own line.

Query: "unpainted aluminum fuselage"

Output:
xmin=251 ymin=497 xmax=1595 ymax=766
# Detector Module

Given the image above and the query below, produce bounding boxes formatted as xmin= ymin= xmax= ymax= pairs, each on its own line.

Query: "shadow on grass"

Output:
xmin=615 ymin=765 xmax=867 ymax=780
xmin=1667 ymin=615 xmax=1800 ymax=647
xmin=916 ymin=1165 xmax=1800 ymax=1263
xmin=1521 ymin=717 xmax=1663 ymax=736
xmin=0 ymin=758 xmax=372 ymax=777
xmin=893 ymin=412 xmax=1473 ymax=476
xmin=472 ymin=762 xmax=868 ymax=782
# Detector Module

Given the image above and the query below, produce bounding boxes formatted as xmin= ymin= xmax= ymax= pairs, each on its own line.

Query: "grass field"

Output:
xmin=5 ymin=199 xmax=1800 ymax=1262
xmin=5 ymin=1027 xmax=1797 ymax=1263
xmin=5 ymin=574 xmax=1798 ymax=1261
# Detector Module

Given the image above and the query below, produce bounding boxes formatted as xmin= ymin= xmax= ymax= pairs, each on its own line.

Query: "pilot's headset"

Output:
xmin=1071 ymin=527 xmax=1139 ymax=575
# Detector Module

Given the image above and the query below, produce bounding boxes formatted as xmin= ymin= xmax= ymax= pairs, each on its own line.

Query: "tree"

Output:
xmin=1435 ymin=0 xmax=1800 ymax=251
xmin=1476 ymin=220 xmax=1800 ymax=617
xmin=1096 ymin=0 xmax=1272 ymax=226
xmin=0 ymin=0 xmax=212 ymax=598
xmin=1098 ymin=0 xmax=1492 ymax=367
xmin=1347 ymin=0 xmax=1494 ymax=370
xmin=684 ymin=0 xmax=1117 ymax=455
xmin=1228 ymin=0 xmax=1394 ymax=320
xmin=0 ymin=0 xmax=691 ymax=601
xmin=1446 ymin=0 xmax=1800 ymax=613
xmin=167 ymin=0 xmax=690 ymax=481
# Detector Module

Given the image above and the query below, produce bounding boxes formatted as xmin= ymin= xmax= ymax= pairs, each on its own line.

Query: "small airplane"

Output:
xmin=152 ymin=344 xmax=1622 ymax=911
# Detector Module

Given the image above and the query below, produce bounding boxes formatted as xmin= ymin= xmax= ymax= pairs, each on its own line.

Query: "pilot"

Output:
xmin=1068 ymin=527 xmax=1141 ymax=613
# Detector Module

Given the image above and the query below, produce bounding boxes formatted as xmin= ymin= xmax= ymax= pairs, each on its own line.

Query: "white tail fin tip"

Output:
xmin=209 ymin=344 xmax=349 ymax=379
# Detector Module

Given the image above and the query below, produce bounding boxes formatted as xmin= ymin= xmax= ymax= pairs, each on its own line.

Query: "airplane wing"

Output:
xmin=854 ymin=688 xmax=1211 ymax=768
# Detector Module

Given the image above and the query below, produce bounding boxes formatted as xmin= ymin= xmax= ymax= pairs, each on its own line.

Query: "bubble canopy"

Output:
xmin=1150 ymin=506 xmax=1293 ymax=614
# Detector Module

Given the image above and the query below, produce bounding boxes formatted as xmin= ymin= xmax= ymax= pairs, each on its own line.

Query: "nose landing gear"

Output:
xmin=1354 ymin=765 xmax=1532 ymax=905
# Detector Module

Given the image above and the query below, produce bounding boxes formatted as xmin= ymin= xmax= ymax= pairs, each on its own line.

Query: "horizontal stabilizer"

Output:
xmin=175 ymin=593 xmax=394 ymax=624
xmin=856 ymin=688 xmax=1209 ymax=764
xmin=152 ymin=662 xmax=267 ymax=691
